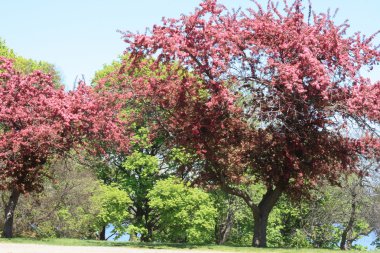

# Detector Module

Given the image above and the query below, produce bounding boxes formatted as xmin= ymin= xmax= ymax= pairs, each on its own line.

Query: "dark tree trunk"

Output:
xmin=140 ymin=219 xmax=154 ymax=242
xmin=146 ymin=224 xmax=153 ymax=242
xmin=252 ymin=209 xmax=270 ymax=247
xmin=138 ymin=202 xmax=154 ymax=242
xmin=251 ymin=188 xmax=283 ymax=248
xmin=3 ymin=187 xmax=21 ymax=238
xmin=99 ymin=225 xmax=106 ymax=240
xmin=220 ymin=175 xmax=285 ymax=248
xmin=340 ymin=195 xmax=356 ymax=250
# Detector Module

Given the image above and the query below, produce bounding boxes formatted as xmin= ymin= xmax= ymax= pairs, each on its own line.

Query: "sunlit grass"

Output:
xmin=0 ymin=237 xmax=375 ymax=252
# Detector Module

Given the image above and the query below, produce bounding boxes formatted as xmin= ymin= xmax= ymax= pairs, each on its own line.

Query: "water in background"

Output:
xmin=353 ymin=231 xmax=377 ymax=250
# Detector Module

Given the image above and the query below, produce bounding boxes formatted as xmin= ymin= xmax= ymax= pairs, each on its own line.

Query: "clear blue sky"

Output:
xmin=0 ymin=0 xmax=378 ymax=249
xmin=1 ymin=1 xmax=380 ymax=90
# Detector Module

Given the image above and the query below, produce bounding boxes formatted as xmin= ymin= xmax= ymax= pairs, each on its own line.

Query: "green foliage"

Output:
xmin=166 ymin=147 xmax=198 ymax=176
xmin=123 ymin=151 xmax=158 ymax=180
xmin=302 ymin=176 xmax=376 ymax=249
xmin=92 ymin=55 xmax=168 ymax=243
xmin=54 ymin=205 xmax=97 ymax=239
xmin=125 ymin=224 xmax=147 ymax=242
xmin=351 ymin=244 xmax=368 ymax=251
xmin=0 ymin=38 xmax=61 ymax=84
xmin=211 ymin=184 xmax=311 ymax=247
xmin=211 ymin=190 xmax=253 ymax=245
xmin=0 ymin=159 xmax=101 ymax=239
xmin=229 ymin=206 xmax=254 ymax=245
xmin=267 ymin=196 xmax=311 ymax=248
xmin=92 ymin=55 xmax=160 ymax=86
xmin=92 ymin=58 xmax=122 ymax=86
xmin=289 ymin=229 xmax=312 ymax=248
xmin=148 ymin=177 xmax=217 ymax=243
xmin=121 ymin=127 xmax=160 ymax=202
xmin=0 ymin=38 xmax=16 ymax=58
xmin=129 ymin=126 xmax=153 ymax=149
xmin=91 ymin=184 xmax=131 ymax=238
xmin=0 ymin=158 xmax=131 ymax=240
xmin=167 ymin=147 xmax=194 ymax=165
xmin=94 ymin=126 xmax=163 ymax=241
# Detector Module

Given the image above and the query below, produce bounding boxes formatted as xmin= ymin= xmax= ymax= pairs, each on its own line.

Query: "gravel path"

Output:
xmin=0 ymin=243 xmax=208 ymax=253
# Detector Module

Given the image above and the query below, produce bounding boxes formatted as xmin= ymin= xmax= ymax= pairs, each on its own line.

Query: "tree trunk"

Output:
xmin=216 ymin=207 xmax=234 ymax=244
xmin=139 ymin=202 xmax=154 ymax=242
xmin=146 ymin=224 xmax=153 ymax=242
xmin=99 ymin=225 xmax=106 ymax=240
xmin=3 ymin=187 xmax=21 ymax=238
xmin=340 ymin=194 xmax=356 ymax=250
xmin=251 ymin=188 xmax=283 ymax=247
xmin=252 ymin=209 xmax=270 ymax=247
xmin=140 ymin=222 xmax=153 ymax=242
xmin=219 ymin=176 xmax=284 ymax=248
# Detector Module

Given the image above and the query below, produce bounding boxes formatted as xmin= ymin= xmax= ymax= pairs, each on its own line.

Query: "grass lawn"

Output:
xmin=0 ymin=237 xmax=373 ymax=252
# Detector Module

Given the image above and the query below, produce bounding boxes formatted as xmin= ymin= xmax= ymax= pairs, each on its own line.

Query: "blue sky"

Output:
xmin=1 ymin=1 xmax=380 ymax=90
xmin=0 ymin=0 xmax=378 ymax=249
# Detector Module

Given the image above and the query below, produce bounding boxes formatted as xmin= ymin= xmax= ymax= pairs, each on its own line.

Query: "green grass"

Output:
xmin=0 ymin=237 xmax=374 ymax=252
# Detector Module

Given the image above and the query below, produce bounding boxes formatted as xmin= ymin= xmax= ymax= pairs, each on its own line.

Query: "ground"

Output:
xmin=0 ymin=243 xmax=338 ymax=253
xmin=0 ymin=238 xmax=373 ymax=253
xmin=1 ymin=243 xmax=202 ymax=253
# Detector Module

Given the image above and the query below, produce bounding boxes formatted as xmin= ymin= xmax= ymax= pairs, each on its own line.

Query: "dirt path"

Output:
xmin=0 ymin=243 xmax=210 ymax=253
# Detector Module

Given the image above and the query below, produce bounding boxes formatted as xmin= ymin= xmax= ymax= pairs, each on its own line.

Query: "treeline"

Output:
xmin=0 ymin=153 xmax=378 ymax=250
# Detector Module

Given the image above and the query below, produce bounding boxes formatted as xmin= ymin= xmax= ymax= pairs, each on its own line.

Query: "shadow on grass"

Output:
xmin=85 ymin=241 xmax=205 ymax=249
xmin=0 ymin=238 xmax=210 ymax=249
xmin=0 ymin=238 xmax=343 ymax=252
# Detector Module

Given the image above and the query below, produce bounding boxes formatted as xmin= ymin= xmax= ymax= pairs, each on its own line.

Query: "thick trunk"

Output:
xmin=3 ymin=188 xmax=21 ymax=238
xmin=251 ymin=188 xmax=283 ymax=247
xmin=140 ymin=229 xmax=151 ymax=242
xmin=219 ymin=173 xmax=284 ymax=248
xmin=140 ymin=222 xmax=153 ymax=242
xmin=99 ymin=225 xmax=106 ymax=240
xmin=252 ymin=210 xmax=269 ymax=247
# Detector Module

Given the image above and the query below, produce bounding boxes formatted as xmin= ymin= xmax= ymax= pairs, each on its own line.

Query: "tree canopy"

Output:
xmin=0 ymin=57 xmax=131 ymax=238
xmin=148 ymin=177 xmax=217 ymax=243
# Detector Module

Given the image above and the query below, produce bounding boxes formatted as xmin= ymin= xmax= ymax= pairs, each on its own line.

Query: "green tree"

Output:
xmin=0 ymin=157 xmax=132 ymax=240
xmin=120 ymin=132 xmax=161 ymax=241
xmin=92 ymin=57 xmax=187 ymax=242
xmin=303 ymin=175 xmax=377 ymax=250
xmin=92 ymin=126 xmax=165 ymax=242
xmin=0 ymin=38 xmax=60 ymax=84
xmin=212 ymin=190 xmax=253 ymax=245
xmin=148 ymin=177 xmax=217 ymax=243
xmin=91 ymin=184 xmax=131 ymax=240
xmin=0 ymin=158 xmax=102 ymax=238
xmin=266 ymin=197 xmax=310 ymax=248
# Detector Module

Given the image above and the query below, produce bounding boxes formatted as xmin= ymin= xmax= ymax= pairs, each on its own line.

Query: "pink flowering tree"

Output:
xmin=117 ymin=0 xmax=380 ymax=247
xmin=0 ymin=57 xmax=130 ymax=238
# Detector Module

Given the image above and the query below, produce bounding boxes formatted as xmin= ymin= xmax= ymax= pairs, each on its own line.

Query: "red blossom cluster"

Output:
xmin=0 ymin=57 xmax=130 ymax=193
xmin=117 ymin=0 xmax=380 ymax=195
